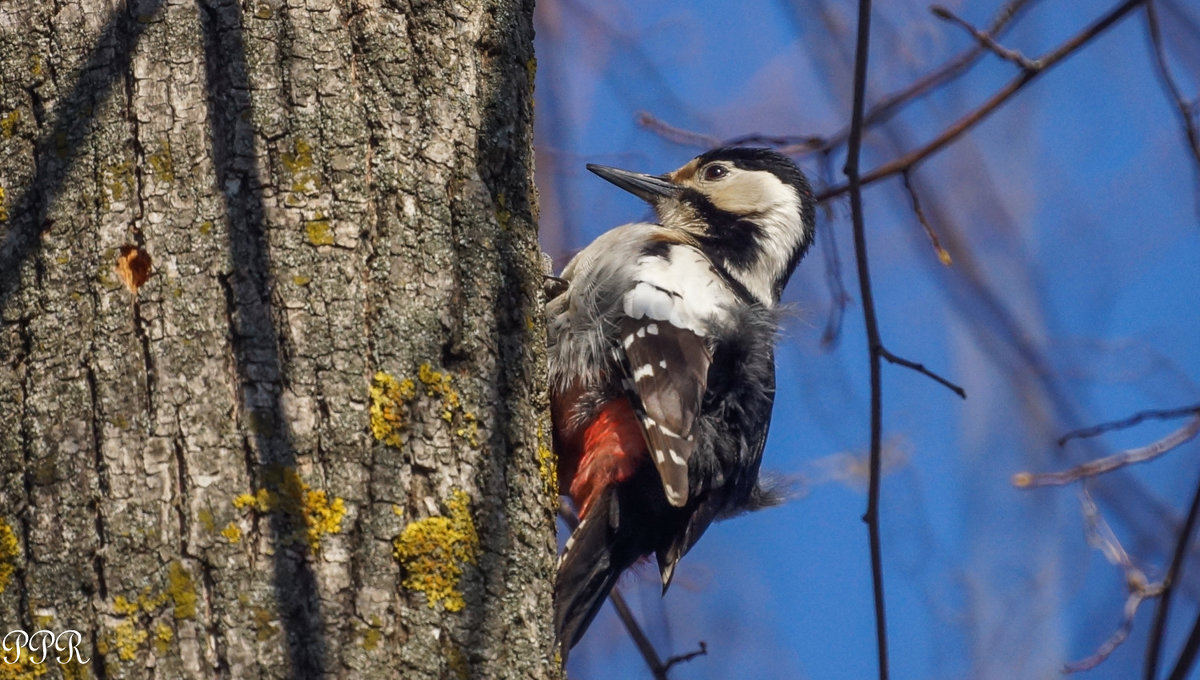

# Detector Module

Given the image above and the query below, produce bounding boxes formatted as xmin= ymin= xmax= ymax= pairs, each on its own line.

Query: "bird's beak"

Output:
xmin=587 ymin=164 xmax=681 ymax=203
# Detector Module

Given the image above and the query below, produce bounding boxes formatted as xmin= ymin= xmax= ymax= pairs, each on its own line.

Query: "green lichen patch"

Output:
xmin=444 ymin=641 xmax=469 ymax=680
xmin=101 ymin=159 xmax=135 ymax=206
xmin=305 ymin=213 xmax=334 ymax=246
xmin=250 ymin=606 xmax=280 ymax=641
xmin=393 ymin=489 xmax=478 ymax=612
xmin=232 ymin=465 xmax=346 ymax=553
xmin=147 ymin=139 xmax=174 ymax=182
xmin=0 ymin=109 xmax=19 ymax=138
xmin=495 ymin=192 xmax=512 ymax=231
xmin=152 ymin=623 xmax=173 ymax=655
xmin=197 ymin=508 xmax=217 ymax=533
xmin=167 ymin=561 xmax=197 ymax=620
xmin=0 ymin=518 xmax=18 ymax=593
xmin=360 ymin=616 xmax=383 ymax=651
xmin=281 ymin=138 xmax=320 ymax=194
xmin=0 ymin=184 xmax=9 ymax=222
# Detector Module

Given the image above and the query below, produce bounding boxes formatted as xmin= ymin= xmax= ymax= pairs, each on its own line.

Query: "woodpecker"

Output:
xmin=547 ymin=146 xmax=816 ymax=657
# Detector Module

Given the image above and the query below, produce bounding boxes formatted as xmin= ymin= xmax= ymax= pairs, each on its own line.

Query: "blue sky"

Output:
xmin=534 ymin=1 xmax=1200 ymax=678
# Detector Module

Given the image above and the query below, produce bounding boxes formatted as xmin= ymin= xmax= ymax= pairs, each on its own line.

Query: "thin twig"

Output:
xmin=662 ymin=642 xmax=708 ymax=673
xmin=832 ymin=0 xmax=1034 ymax=154
xmin=818 ymin=0 xmax=1147 ymax=203
xmin=1058 ymin=402 xmax=1200 ymax=446
xmin=817 ymin=150 xmax=850 ymax=349
xmin=1064 ymin=488 xmax=1165 ymax=673
xmin=879 ymin=346 xmax=966 ymax=399
xmin=1144 ymin=467 xmax=1200 ymax=680
xmin=1066 ymin=591 xmax=1149 ymax=673
xmin=635 ymin=111 xmax=721 ymax=149
xmin=608 ymin=571 xmax=706 ymax=679
xmin=900 ymin=170 xmax=952 ymax=266
xmin=1013 ymin=414 xmax=1200 ymax=488
xmin=726 ymin=131 xmax=826 ymax=150
xmin=607 ymin=588 xmax=668 ymax=680
xmin=931 ymin=5 xmax=1039 ymax=70
xmin=558 ymin=505 xmax=701 ymax=679
xmin=844 ymin=1 xmax=888 ymax=678
xmin=1144 ymin=1 xmax=1200 ymax=179
xmin=637 ymin=0 xmax=1034 ymax=157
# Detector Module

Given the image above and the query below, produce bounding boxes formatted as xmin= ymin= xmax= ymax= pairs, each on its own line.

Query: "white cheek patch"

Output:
xmin=711 ymin=171 xmax=808 ymax=306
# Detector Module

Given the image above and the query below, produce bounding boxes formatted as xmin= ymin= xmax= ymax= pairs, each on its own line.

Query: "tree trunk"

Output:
xmin=0 ymin=0 xmax=556 ymax=678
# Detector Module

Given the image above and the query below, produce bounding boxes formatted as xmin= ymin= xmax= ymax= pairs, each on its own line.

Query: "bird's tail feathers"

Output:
xmin=555 ymin=499 xmax=623 ymax=662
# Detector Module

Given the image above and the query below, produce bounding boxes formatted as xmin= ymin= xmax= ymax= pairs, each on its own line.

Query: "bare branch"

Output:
xmin=607 ymin=574 xmax=706 ymax=679
xmin=878 ymin=346 xmax=966 ymax=399
xmin=844 ymin=1 xmax=889 ymax=678
xmin=635 ymin=111 xmax=721 ymax=149
xmin=1064 ymin=489 xmax=1165 ymax=673
xmin=662 ymin=642 xmax=708 ymax=673
xmin=931 ymin=5 xmax=1039 ymax=70
xmin=817 ymin=151 xmax=851 ymax=348
xmin=607 ymin=588 xmax=668 ymax=680
xmin=1145 ymin=468 xmax=1200 ymax=680
xmin=818 ymin=0 xmax=1147 ymax=203
xmin=834 ymin=0 xmax=1034 ymax=153
xmin=1058 ymin=402 xmax=1200 ymax=446
xmin=1143 ymin=1 xmax=1200 ymax=203
xmin=558 ymin=504 xmax=701 ymax=679
xmin=900 ymin=171 xmax=953 ymax=266
xmin=1013 ymin=413 xmax=1200 ymax=487
xmin=637 ymin=0 xmax=1034 ymax=158
xmin=1166 ymin=608 xmax=1200 ymax=680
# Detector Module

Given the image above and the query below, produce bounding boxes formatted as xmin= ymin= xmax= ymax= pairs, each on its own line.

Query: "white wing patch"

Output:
xmin=621 ymin=246 xmax=734 ymax=335
xmin=614 ymin=243 xmax=732 ymax=507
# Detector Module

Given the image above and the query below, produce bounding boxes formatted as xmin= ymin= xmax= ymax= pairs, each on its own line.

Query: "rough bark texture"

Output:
xmin=0 ymin=0 xmax=556 ymax=678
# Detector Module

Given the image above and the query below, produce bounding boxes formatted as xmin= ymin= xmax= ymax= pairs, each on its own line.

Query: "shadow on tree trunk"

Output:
xmin=0 ymin=0 xmax=165 ymax=313
xmin=199 ymin=0 xmax=326 ymax=675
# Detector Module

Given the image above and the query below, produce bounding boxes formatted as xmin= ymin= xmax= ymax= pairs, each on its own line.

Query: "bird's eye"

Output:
xmin=702 ymin=164 xmax=728 ymax=181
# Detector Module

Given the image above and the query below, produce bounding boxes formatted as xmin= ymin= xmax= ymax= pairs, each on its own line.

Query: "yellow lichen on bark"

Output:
xmin=232 ymin=466 xmax=346 ymax=552
xmin=538 ymin=443 xmax=557 ymax=501
xmin=0 ymin=518 xmax=17 ymax=594
xmin=153 ymin=623 xmax=173 ymax=654
xmin=369 ymin=370 xmax=416 ymax=448
xmin=417 ymin=363 xmax=480 ymax=447
xmin=393 ymin=490 xmax=478 ymax=612
xmin=0 ymin=645 xmax=49 ymax=678
xmin=0 ymin=109 xmax=19 ymax=137
xmin=370 ymin=366 xmax=482 ymax=448
xmin=97 ymin=562 xmax=192 ymax=665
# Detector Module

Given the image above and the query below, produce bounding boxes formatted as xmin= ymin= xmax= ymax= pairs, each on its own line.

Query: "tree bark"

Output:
xmin=0 ymin=0 xmax=556 ymax=678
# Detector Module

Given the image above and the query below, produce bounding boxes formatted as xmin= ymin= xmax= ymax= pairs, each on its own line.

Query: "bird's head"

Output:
xmin=588 ymin=146 xmax=815 ymax=306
